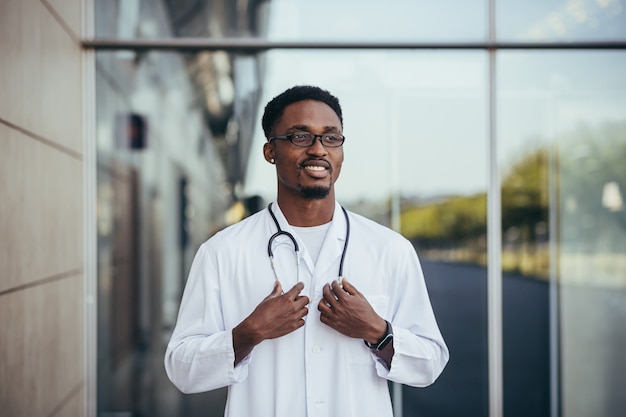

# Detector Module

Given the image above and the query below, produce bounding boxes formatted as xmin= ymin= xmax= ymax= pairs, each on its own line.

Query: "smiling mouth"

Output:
xmin=304 ymin=165 xmax=327 ymax=172
xmin=301 ymin=159 xmax=330 ymax=172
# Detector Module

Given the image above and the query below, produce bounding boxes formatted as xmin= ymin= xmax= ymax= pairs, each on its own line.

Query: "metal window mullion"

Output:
xmin=487 ymin=0 xmax=504 ymax=416
xmin=81 ymin=38 xmax=626 ymax=52
xmin=548 ymin=92 xmax=561 ymax=417
xmin=389 ymin=95 xmax=403 ymax=417
xmin=83 ymin=1 xmax=97 ymax=416
xmin=487 ymin=50 xmax=503 ymax=417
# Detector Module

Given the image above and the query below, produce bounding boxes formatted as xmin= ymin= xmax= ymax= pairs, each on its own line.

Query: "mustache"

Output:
xmin=300 ymin=157 xmax=331 ymax=167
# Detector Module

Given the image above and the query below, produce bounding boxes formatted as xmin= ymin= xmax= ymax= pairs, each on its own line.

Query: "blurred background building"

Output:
xmin=1 ymin=1 xmax=625 ymax=416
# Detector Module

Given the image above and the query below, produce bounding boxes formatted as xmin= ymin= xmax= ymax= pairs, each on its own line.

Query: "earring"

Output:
xmin=270 ymin=158 xmax=275 ymax=164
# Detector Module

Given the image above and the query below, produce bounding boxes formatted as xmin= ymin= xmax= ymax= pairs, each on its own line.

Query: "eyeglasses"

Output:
xmin=269 ymin=132 xmax=345 ymax=148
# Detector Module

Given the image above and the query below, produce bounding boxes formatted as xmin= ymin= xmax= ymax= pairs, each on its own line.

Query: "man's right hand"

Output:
xmin=232 ymin=281 xmax=309 ymax=365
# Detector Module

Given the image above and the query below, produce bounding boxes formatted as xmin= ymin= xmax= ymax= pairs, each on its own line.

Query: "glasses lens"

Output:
xmin=290 ymin=133 xmax=313 ymax=146
xmin=321 ymin=134 xmax=344 ymax=147
xmin=287 ymin=133 xmax=344 ymax=147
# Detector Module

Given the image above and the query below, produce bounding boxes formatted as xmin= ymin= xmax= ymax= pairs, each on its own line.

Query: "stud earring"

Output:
xmin=270 ymin=158 xmax=275 ymax=164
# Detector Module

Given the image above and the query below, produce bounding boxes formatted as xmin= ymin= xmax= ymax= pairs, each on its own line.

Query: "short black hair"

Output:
xmin=261 ymin=85 xmax=343 ymax=138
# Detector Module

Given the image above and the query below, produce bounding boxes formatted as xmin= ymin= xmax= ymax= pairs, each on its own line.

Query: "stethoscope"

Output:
xmin=267 ymin=203 xmax=350 ymax=286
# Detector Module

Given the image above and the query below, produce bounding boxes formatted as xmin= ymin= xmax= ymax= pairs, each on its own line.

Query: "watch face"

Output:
xmin=375 ymin=334 xmax=393 ymax=351
xmin=363 ymin=320 xmax=393 ymax=351
xmin=364 ymin=320 xmax=393 ymax=350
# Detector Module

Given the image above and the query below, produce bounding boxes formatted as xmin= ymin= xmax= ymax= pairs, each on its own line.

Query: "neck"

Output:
xmin=277 ymin=192 xmax=336 ymax=227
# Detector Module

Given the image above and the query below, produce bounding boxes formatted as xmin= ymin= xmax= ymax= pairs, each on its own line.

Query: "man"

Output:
xmin=165 ymin=85 xmax=448 ymax=416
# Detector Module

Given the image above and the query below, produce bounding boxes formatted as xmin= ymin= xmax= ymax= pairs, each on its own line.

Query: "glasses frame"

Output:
xmin=269 ymin=132 xmax=345 ymax=148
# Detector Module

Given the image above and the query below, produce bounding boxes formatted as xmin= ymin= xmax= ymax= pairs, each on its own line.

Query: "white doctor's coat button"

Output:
xmin=312 ymin=345 xmax=321 ymax=353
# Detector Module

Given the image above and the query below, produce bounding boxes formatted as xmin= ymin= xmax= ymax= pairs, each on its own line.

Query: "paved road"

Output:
xmin=404 ymin=260 xmax=550 ymax=417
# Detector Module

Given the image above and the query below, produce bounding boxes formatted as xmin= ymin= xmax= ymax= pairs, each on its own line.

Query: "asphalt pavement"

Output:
xmin=404 ymin=260 xmax=550 ymax=417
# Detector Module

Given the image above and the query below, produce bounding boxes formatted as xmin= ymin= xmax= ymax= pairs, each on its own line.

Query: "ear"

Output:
xmin=263 ymin=142 xmax=275 ymax=164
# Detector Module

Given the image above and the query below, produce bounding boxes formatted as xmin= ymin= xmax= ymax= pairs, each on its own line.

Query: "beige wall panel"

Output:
xmin=0 ymin=125 xmax=83 ymax=293
xmin=0 ymin=0 xmax=82 ymax=154
xmin=56 ymin=386 xmax=85 ymax=417
xmin=45 ymin=0 xmax=83 ymax=39
xmin=0 ymin=274 xmax=83 ymax=416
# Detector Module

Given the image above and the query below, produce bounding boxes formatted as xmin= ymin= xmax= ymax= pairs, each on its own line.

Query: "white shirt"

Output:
xmin=292 ymin=221 xmax=331 ymax=263
xmin=164 ymin=201 xmax=449 ymax=417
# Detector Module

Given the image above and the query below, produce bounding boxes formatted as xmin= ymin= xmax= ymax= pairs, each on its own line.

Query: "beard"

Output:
xmin=300 ymin=185 xmax=331 ymax=200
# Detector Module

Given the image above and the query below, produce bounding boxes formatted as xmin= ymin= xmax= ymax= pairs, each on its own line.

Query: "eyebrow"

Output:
xmin=287 ymin=124 xmax=341 ymax=132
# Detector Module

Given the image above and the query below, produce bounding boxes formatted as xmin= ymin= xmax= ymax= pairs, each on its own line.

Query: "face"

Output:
xmin=264 ymin=99 xmax=344 ymax=201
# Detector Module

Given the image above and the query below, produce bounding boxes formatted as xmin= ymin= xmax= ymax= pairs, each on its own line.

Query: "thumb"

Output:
xmin=265 ymin=280 xmax=283 ymax=299
xmin=285 ymin=281 xmax=305 ymax=299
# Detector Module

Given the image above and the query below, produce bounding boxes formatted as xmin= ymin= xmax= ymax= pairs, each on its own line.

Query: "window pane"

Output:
xmin=265 ymin=0 xmax=486 ymax=42
xmin=95 ymin=0 xmax=487 ymax=42
xmin=245 ymin=50 xmax=489 ymax=417
xmin=497 ymin=0 xmax=626 ymax=42
xmin=394 ymin=54 xmax=489 ymax=416
xmin=498 ymin=51 xmax=626 ymax=417
xmin=95 ymin=49 xmax=250 ymax=416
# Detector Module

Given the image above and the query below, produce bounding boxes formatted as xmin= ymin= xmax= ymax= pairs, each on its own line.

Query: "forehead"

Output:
xmin=275 ymin=100 xmax=342 ymax=132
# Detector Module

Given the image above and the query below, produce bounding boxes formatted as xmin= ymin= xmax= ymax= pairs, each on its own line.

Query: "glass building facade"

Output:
xmin=90 ymin=1 xmax=626 ymax=416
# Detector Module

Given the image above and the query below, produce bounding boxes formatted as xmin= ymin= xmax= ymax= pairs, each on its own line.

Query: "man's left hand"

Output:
xmin=317 ymin=278 xmax=386 ymax=344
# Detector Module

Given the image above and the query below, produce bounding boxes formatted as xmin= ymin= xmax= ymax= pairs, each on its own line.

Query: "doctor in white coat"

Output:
xmin=165 ymin=85 xmax=449 ymax=417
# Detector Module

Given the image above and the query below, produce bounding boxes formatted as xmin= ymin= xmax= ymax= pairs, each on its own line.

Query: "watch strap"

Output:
xmin=364 ymin=320 xmax=393 ymax=351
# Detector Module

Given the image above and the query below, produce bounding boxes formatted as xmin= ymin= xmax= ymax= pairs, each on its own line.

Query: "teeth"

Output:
xmin=305 ymin=166 xmax=326 ymax=171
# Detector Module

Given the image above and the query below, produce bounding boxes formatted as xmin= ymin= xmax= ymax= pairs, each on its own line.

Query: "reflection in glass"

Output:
xmin=499 ymin=51 xmax=626 ymax=417
xmin=92 ymin=2 xmax=626 ymax=417
xmin=265 ymin=0 xmax=486 ymax=42
xmin=245 ymin=50 xmax=489 ymax=417
xmin=95 ymin=45 xmax=262 ymax=415
xmin=497 ymin=0 xmax=626 ymax=42
xmin=95 ymin=0 xmax=487 ymax=42
xmin=95 ymin=0 xmax=270 ymax=39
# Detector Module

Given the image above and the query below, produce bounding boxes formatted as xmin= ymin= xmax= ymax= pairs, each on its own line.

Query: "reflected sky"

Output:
xmin=264 ymin=0 xmax=625 ymax=42
xmin=265 ymin=0 xmax=486 ymax=42
xmin=243 ymin=2 xmax=626 ymax=204
xmin=243 ymin=50 xmax=488 ymax=203
xmin=243 ymin=50 xmax=626 ymax=203
xmin=498 ymin=51 xmax=626 ymax=170
xmin=498 ymin=0 xmax=626 ymax=41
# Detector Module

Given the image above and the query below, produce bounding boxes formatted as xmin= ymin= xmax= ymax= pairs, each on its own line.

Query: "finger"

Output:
xmin=294 ymin=295 xmax=310 ymax=308
xmin=322 ymin=283 xmax=339 ymax=307
xmin=317 ymin=301 xmax=332 ymax=323
xmin=285 ymin=281 xmax=305 ymax=299
xmin=330 ymin=279 xmax=349 ymax=301
xmin=296 ymin=317 xmax=307 ymax=329
xmin=317 ymin=297 xmax=331 ymax=312
xmin=319 ymin=311 xmax=332 ymax=326
xmin=339 ymin=278 xmax=360 ymax=296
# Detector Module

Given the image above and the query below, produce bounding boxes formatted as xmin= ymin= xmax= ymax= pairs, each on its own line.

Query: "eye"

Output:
xmin=291 ymin=132 xmax=310 ymax=139
xmin=323 ymin=134 xmax=342 ymax=143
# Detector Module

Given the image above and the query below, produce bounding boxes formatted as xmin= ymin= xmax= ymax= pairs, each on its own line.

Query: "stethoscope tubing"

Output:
xmin=267 ymin=203 xmax=350 ymax=282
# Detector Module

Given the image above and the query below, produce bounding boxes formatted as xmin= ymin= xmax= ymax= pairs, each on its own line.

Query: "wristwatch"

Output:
xmin=364 ymin=320 xmax=393 ymax=351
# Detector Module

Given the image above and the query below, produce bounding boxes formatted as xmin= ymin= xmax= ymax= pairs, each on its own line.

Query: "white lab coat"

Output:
xmin=165 ymin=201 xmax=449 ymax=417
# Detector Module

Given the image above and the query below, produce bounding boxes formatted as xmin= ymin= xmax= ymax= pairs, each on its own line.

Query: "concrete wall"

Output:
xmin=0 ymin=0 xmax=85 ymax=415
